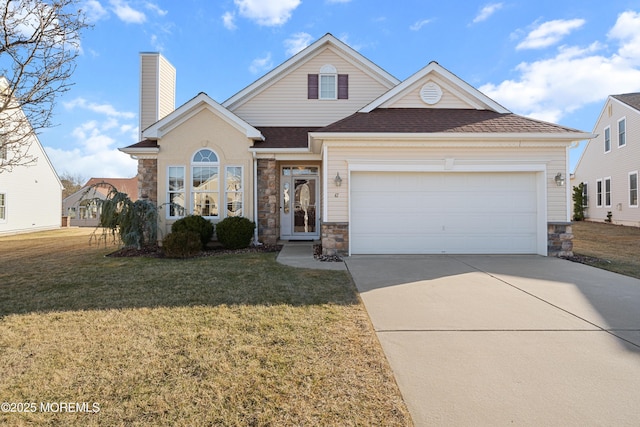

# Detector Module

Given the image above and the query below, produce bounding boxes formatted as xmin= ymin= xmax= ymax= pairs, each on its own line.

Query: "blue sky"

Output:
xmin=41 ymin=0 xmax=640 ymax=180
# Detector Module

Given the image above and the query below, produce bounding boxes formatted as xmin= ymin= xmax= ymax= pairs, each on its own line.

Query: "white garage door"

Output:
xmin=350 ymin=172 xmax=540 ymax=254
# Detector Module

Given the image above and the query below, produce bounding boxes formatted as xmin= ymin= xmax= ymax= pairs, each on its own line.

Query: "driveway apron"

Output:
xmin=345 ymin=255 xmax=640 ymax=426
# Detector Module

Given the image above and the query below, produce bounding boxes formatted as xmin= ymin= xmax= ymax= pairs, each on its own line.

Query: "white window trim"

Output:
xmin=629 ymin=171 xmax=638 ymax=208
xmin=582 ymin=182 xmax=588 ymax=207
xmin=224 ymin=165 xmax=244 ymax=218
xmin=191 ymin=149 xmax=220 ymax=218
xmin=604 ymin=176 xmax=612 ymax=208
xmin=167 ymin=165 xmax=186 ymax=219
xmin=618 ymin=117 xmax=626 ymax=148
xmin=603 ymin=126 xmax=611 ymax=153
xmin=319 ymin=64 xmax=338 ymax=100
xmin=596 ymin=179 xmax=603 ymax=207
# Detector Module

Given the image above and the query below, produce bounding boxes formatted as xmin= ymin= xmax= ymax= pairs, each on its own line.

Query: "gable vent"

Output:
xmin=420 ymin=82 xmax=443 ymax=105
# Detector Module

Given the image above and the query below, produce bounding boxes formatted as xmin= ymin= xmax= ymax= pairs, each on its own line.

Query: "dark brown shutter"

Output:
xmin=338 ymin=74 xmax=348 ymax=99
xmin=307 ymin=74 xmax=318 ymax=99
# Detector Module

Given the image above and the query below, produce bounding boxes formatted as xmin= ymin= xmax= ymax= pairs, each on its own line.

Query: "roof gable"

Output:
xmin=360 ymin=62 xmax=510 ymax=113
xmin=222 ymin=33 xmax=400 ymax=111
xmin=142 ymin=92 xmax=263 ymax=140
xmin=612 ymin=93 xmax=640 ymax=112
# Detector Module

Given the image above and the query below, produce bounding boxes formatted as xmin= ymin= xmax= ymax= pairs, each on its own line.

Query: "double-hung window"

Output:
xmin=167 ymin=166 xmax=186 ymax=218
xmin=596 ymin=179 xmax=603 ymax=207
xmin=192 ymin=149 xmax=219 ymax=217
xmin=582 ymin=182 xmax=588 ymax=207
xmin=225 ymin=166 xmax=243 ymax=217
xmin=319 ymin=64 xmax=337 ymax=99
xmin=604 ymin=177 xmax=612 ymax=207
xmin=604 ymin=127 xmax=611 ymax=153
xmin=618 ymin=118 xmax=626 ymax=147
xmin=0 ymin=193 xmax=6 ymax=221
xmin=630 ymin=172 xmax=638 ymax=207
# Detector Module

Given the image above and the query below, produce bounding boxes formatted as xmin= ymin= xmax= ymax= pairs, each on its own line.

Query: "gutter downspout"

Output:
xmin=252 ymin=151 xmax=261 ymax=246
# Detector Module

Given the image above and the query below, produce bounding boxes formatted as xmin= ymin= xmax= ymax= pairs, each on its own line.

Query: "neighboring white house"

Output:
xmin=121 ymin=33 xmax=592 ymax=256
xmin=0 ymin=111 xmax=62 ymax=235
xmin=62 ymin=177 xmax=138 ymax=227
xmin=572 ymin=93 xmax=640 ymax=226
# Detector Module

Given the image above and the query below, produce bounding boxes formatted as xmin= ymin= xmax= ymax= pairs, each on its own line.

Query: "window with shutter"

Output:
xmin=338 ymin=74 xmax=348 ymax=99
xmin=307 ymin=74 xmax=318 ymax=99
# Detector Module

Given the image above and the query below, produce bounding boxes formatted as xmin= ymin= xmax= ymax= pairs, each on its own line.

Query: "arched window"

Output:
xmin=319 ymin=64 xmax=337 ymax=100
xmin=191 ymin=149 xmax=219 ymax=217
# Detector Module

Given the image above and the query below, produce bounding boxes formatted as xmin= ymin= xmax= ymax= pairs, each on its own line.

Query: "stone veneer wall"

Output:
xmin=257 ymin=159 xmax=279 ymax=245
xmin=138 ymin=159 xmax=157 ymax=203
xmin=547 ymin=222 xmax=573 ymax=257
xmin=321 ymin=222 xmax=349 ymax=256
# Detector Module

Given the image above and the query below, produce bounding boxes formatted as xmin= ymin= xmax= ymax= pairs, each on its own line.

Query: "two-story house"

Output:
xmin=120 ymin=33 xmax=591 ymax=256
xmin=573 ymin=93 xmax=640 ymax=226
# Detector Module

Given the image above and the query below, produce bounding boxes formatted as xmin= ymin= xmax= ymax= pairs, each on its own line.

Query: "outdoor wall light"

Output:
xmin=334 ymin=172 xmax=343 ymax=187
xmin=554 ymin=172 xmax=565 ymax=187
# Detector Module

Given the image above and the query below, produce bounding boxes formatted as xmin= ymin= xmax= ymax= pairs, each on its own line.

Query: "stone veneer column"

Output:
xmin=547 ymin=222 xmax=573 ymax=257
xmin=257 ymin=158 xmax=279 ymax=245
xmin=321 ymin=222 xmax=349 ymax=256
xmin=137 ymin=158 xmax=157 ymax=203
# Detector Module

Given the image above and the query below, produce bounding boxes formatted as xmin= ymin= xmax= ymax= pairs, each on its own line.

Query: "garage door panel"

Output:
xmin=350 ymin=172 xmax=540 ymax=254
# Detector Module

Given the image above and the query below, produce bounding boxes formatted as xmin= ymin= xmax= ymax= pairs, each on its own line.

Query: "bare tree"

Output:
xmin=0 ymin=0 xmax=90 ymax=173
xmin=59 ymin=170 xmax=86 ymax=198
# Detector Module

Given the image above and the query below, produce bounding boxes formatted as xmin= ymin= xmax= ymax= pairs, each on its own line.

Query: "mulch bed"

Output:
xmin=107 ymin=244 xmax=282 ymax=258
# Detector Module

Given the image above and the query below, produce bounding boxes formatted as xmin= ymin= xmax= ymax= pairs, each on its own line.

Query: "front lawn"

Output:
xmin=0 ymin=229 xmax=412 ymax=426
xmin=571 ymin=221 xmax=640 ymax=279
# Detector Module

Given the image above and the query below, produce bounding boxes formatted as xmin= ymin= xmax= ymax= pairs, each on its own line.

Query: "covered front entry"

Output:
xmin=350 ymin=171 xmax=544 ymax=255
xmin=280 ymin=166 xmax=320 ymax=240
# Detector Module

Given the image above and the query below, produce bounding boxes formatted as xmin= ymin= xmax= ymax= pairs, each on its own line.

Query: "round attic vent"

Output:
xmin=420 ymin=82 xmax=443 ymax=105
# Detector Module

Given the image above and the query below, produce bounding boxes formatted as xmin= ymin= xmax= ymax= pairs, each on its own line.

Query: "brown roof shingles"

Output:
xmin=253 ymin=127 xmax=320 ymax=149
xmin=612 ymin=93 xmax=640 ymax=111
xmin=317 ymin=108 xmax=584 ymax=134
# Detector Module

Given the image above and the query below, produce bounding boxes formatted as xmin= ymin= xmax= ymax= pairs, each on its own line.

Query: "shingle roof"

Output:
xmin=317 ymin=108 xmax=584 ymax=134
xmin=82 ymin=177 xmax=139 ymax=200
xmin=612 ymin=93 xmax=640 ymax=111
xmin=253 ymin=127 xmax=320 ymax=149
xmin=123 ymin=139 xmax=159 ymax=149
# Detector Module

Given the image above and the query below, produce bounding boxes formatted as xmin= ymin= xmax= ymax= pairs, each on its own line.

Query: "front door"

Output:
xmin=280 ymin=166 xmax=320 ymax=240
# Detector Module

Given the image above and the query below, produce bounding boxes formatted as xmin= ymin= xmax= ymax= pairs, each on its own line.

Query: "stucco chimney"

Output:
xmin=139 ymin=53 xmax=176 ymax=139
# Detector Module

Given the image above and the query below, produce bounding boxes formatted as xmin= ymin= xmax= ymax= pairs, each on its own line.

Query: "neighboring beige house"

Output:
xmin=62 ymin=177 xmax=138 ymax=227
xmin=0 ymin=83 xmax=62 ymax=236
xmin=572 ymin=93 xmax=640 ymax=226
xmin=121 ymin=33 xmax=592 ymax=256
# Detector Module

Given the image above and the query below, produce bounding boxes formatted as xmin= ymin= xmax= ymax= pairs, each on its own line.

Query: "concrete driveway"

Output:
xmin=345 ymin=255 xmax=640 ymax=426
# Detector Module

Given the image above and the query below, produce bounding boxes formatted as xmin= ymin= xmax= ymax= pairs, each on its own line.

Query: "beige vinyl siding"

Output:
xmin=140 ymin=53 xmax=176 ymax=135
xmin=156 ymin=108 xmax=254 ymax=236
xmin=573 ymin=98 xmax=640 ymax=226
xmin=325 ymin=144 xmax=567 ymax=223
xmin=382 ymin=76 xmax=476 ymax=109
xmin=230 ymin=48 xmax=392 ymax=126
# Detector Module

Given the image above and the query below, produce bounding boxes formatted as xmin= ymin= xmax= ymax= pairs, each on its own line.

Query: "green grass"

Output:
xmin=0 ymin=229 xmax=412 ymax=426
xmin=571 ymin=221 xmax=640 ymax=279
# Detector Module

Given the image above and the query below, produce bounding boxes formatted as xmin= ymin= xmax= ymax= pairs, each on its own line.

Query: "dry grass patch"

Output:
xmin=0 ymin=229 xmax=412 ymax=426
xmin=571 ymin=221 xmax=640 ymax=279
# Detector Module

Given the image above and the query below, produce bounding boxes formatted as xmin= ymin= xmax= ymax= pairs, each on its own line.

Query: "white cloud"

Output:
xmin=410 ymin=19 xmax=432 ymax=31
xmin=222 ymin=11 xmax=237 ymax=30
xmin=46 ymin=145 xmax=137 ymax=179
xmin=144 ymin=1 xmax=168 ymax=16
xmin=284 ymin=32 xmax=313 ymax=56
xmin=109 ymin=0 xmax=146 ymax=24
xmin=234 ymin=0 xmax=301 ymax=26
xmin=249 ymin=53 xmax=273 ymax=74
xmin=64 ymin=98 xmax=136 ymax=119
xmin=82 ymin=0 xmax=109 ymax=23
xmin=480 ymin=12 xmax=640 ymax=124
xmin=473 ymin=3 xmax=503 ymax=23
xmin=516 ymin=18 xmax=585 ymax=50
xmin=608 ymin=10 xmax=640 ymax=65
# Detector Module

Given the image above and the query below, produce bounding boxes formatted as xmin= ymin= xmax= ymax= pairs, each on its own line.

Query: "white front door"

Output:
xmin=280 ymin=166 xmax=320 ymax=240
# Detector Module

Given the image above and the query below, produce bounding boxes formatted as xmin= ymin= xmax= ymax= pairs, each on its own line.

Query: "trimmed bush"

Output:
xmin=171 ymin=215 xmax=214 ymax=249
xmin=162 ymin=231 xmax=202 ymax=258
xmin=216 ymin=216 xmax=256 ymax=249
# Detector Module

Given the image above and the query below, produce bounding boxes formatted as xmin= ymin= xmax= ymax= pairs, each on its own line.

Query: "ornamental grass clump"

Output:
xmin=215 ymin=216 xmax=256 ymax=249
xmin=171 ymin=215 xmax=214 ymax=249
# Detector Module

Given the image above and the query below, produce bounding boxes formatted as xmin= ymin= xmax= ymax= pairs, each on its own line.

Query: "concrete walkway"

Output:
xmin=276 ymin=241 xmax=347 ymax=271
xmin=345 ymin=255 xmax=640 ymax=426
